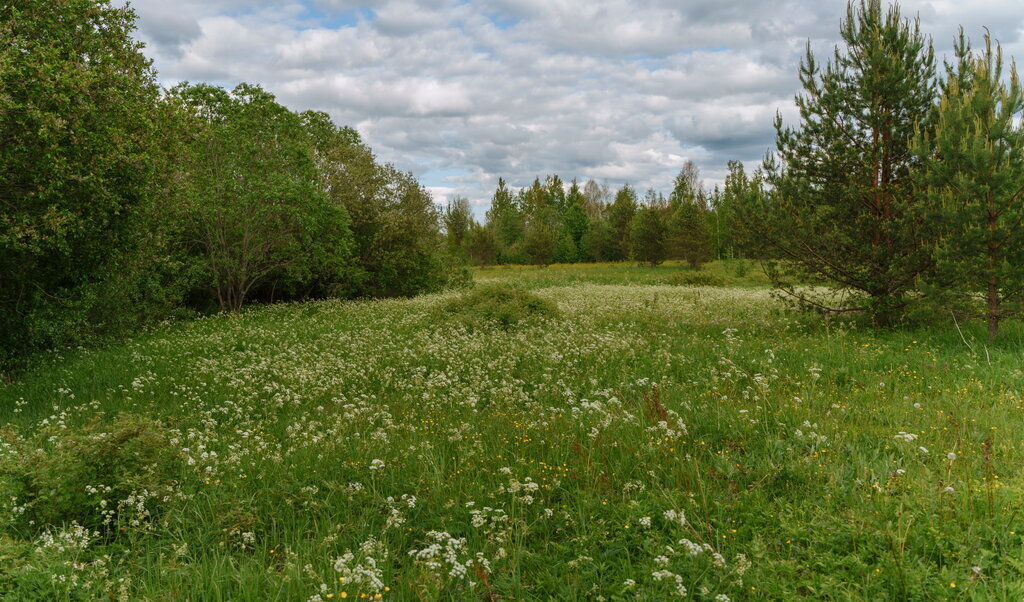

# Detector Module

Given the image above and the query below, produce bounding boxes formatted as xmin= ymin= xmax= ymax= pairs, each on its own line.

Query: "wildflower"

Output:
xmin=947 ymin=452 xmax=956 ymax=461
xmin=368 ymin=459 xmax=385 ymax=471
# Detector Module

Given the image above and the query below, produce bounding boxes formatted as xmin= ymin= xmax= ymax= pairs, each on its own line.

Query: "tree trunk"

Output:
xmin=987 ymin=278 xmax=999 ymax=342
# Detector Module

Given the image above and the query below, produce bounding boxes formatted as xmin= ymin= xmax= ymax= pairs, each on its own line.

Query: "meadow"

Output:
xmin=2 ymin=261 xmax=1024 ymax=600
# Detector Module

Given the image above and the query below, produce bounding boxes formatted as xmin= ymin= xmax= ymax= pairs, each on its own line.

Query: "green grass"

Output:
xmin=474 ymin=258 xmax=772 ymax=289
xmin=2 ymin=264 xmax=1024 ymax=600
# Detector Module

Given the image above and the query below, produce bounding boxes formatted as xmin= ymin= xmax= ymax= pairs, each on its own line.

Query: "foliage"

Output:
xmin=0 ymin=415 xmax=183 ymax=537
xmin=443 ymin=196 xmax=473 ymax=255
xmin=523 ymin=209 xmax=559 ymax=267
xmin=307 ymin=112 xmax=448 ymax=298
xmin=607 ymin=185 xmax=638 ymax=261
xmin=667 ymin=198 xmax=713 ymax=269
xmin=914 ymin=32 xmax=1024 ymax=340
xmin=438 ymin=283 xmax=559 ymax=328
xmin=630 ymin=206 xmax=668 ymax=267
xmin=466 ymin=222 xmax=499 ymax=266
xmin=0 ymin=0 xmax=159 ymax=366
xmin=169 ymin=83 xmax=354 ymax=311
xmin=741 ymin=0 xmax=938 ymax=325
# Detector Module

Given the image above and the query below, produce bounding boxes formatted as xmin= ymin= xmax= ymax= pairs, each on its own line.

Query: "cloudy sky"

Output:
xmin=126 ymin=0 xmax=1024 ymax=213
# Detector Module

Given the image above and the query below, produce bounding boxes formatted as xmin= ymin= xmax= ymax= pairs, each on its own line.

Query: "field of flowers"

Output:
xmin=2 ymin=264 xmax=1024 ymax=599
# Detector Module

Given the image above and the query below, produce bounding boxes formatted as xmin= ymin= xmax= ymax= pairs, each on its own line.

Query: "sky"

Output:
xmin=125 ymin=0 xmax=1024 ymax=214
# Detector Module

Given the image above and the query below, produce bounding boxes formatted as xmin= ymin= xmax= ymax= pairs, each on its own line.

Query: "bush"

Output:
xmin=664 ymin=272 xmax=725 ymax=287
xmin=438 ymin=284 xmax=559 ymax=329
xmin=0 ymin=415 xmax=184 ymax=537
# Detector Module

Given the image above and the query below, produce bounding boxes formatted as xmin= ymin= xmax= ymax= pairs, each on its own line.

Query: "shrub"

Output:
xmin=664 ymin=272 xmax=725 ymax=287
xmin=438 ymin=284 xmax=559 ymax=329
xmin=0 ymin=415 xmax=184 ymax=537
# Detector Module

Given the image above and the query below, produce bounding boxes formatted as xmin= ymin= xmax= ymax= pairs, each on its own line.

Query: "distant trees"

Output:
xmin=631 ymin=206 xmax=668 ymax=266
xmin=443 ymin=197 xmax=473 ymax=255
xmin=667 ymin=197 xmax=712 ymax=269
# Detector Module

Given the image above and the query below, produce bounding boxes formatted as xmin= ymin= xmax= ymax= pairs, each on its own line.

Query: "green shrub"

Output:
xmin=0 ymin=415 xmax=184 ymax=537
xmin=664 ymin=272 xmax=726 ymax=287
xmin=438 ymin=284 xmax=558 ymax=329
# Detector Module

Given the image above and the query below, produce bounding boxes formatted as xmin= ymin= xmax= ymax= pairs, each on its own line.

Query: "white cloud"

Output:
xmin=124 ymin=0 xmax=1024 ymax=206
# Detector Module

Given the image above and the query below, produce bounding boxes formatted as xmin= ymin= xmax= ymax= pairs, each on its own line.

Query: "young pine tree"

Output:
xmin=631 ymin=206 xmax=668 ymax=267
xmin=668 ymin=198 xmax=713 ymax=269
xmin=607 ymin=185 xmax=638 ymax=261
xmin=915 ymin=32 xmax=1024 ymax=340
xmin=745 ymin=0 xmax=937 ymax=325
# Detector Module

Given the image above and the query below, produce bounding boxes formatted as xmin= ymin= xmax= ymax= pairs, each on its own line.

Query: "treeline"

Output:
xmin=1 ymin=1 xmax=461 ymax=368
xmin=452 ymin=0 xmax=1024 ymax=340
xmin=443 ymin=160 xmax=757 ymax=269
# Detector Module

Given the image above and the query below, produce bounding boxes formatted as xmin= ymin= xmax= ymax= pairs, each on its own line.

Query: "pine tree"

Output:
xmin=486 ymin=178 xmax=523 ymax=259
xmin=607 ymin=185 xmax=638 ymax=261
xmin=524 ymin=207 xmax=558 ymax=267
xmin=668 ymin=198 xmax=713 ymax=269
xmin=559 ymin=180 xmax=590 ymax=263
xmin=744 ymin=0 xmax=937 ymax=325
xmin=915 ymin=31 xmax=1024 ymax=340
xmin=631 ymin=206 xmax=667 ymax=267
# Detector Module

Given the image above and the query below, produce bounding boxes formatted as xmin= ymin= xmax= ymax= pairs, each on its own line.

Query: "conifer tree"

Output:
xmin=668 ymin=198 xmax=713 ymax=269
xmin=743 ymin=0 xmax=937 ymax=325
xmin=524 ymin=207 xmax=559 ymax=267
xmin=631 ymin=206 xmax=667 ymax=267
xmin=915 ymin=32 xmax=1024 ymax=340
xmin=607 ymin=185 xmax=638 ymax=261
xmin=486 ymin=178 xmax=523 ymax=259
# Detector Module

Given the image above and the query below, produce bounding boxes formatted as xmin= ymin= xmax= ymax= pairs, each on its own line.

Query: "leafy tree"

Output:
xmin=171 ymin=83 xmax=353 ymax=311
xmin=580 ymin=219 xmax=619 ymax=262
xmin=306 ymin=112 xmax=448 ymax=298
xmin=914 ymin=32 xmax=1024 ymax=340
xmin=631 ymin=206 xmax=668 ymax=267
xmin=486 ymin=178 xmax=524 ymax=259
xmin=443 ymin=196 xmax=473 ymax=254
xmin=559 ymin=180 xmax=590 ymax=262
xmin=607 ymin=185 xmax=638 ymax=261
xmin=1 ymin=0 xmax=160 ymax=364
xmin=544 ymin=174 xmax=566 ymax=212
xmin=581 ymin=179 xmax=610 ymax=219
xmin=669 ymin=161 xmax=703 ymax=209
xmin=521 ymin=177 xmax=551 ymax=219
xmin=668 ymin=199 xmax=713 ymax=269
xmin=712 ymin=161 xmax=754 ymax=259
xmin=744 ymin=0 xmax=937 ymax=325
xmin=466 ymin=222 xmax=498 ymax=266
xmin=524 ymin=208 xmax=559 ymax=266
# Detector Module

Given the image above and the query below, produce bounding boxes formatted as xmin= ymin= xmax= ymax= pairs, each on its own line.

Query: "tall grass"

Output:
xmin=1 ymin=265 xmax=1022 ymax=599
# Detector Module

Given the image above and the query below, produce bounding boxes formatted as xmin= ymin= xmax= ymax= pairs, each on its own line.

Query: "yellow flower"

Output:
xmin=950 ymin=583 xmax=956 ymax=588
xmin=341 ymin=593 xmax=348 ymax=599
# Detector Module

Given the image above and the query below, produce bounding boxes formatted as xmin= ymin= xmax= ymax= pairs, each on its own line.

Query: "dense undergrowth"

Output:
xmin=1 ymin=265 xmax=1024 ymax=599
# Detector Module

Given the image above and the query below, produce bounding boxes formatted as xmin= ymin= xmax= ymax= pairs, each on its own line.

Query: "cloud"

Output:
xmin=123 ymin=0 xmax=1024 ymax=210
